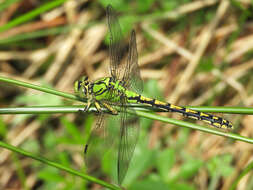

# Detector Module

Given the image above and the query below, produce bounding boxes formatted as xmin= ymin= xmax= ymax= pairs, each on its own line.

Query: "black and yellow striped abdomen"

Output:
xmin=127 ymin=94 xmax=233 ymax=129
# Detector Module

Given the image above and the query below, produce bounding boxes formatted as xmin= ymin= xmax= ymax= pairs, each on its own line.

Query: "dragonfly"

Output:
xmin=75 ymin=5 xmax=233 ymax=185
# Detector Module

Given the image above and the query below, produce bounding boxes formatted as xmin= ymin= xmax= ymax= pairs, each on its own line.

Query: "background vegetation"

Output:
xmin=0 ymin=0 xmax=253 ymax=189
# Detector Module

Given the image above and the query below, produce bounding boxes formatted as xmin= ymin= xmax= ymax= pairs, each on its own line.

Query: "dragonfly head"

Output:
xmin=74 ymin=76 xmax=90 ymax=99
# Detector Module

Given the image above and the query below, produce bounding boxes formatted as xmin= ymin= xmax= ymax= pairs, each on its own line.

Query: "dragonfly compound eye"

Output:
xmin=83 ymin=86 xmax=87 ymax=96
xmin=77 ymin=81 xmax=82 ymax=90
xmin=74 ymin=80 xmax=89 ymax=98
xmin=74 ymin=80 xmax=81 ymax=92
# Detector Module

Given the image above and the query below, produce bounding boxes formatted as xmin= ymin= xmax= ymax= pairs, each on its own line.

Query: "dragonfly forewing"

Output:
xmin=123 ymin=30 xmax=143 ymax=94
xmin=107 ymin=5 xmax=125 ymax=80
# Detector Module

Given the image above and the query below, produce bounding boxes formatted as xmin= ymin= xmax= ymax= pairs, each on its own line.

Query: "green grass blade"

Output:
xmin=0 ymin=26 xmax=70 ymax=44
xmin=0 ymin=0 xmax=67 ymax=33
xmin=0 ymin=76 xmax=79 ymax=102
xmin=0 ymin=140 xmax=121 ymax=190
xmin=0 ymin=21 xmax=96 ymax=44
xmin=187 ymin=106 xmax=253 ymax=114
xmin=229 ymin=160 xmax=253 ymax=190
xmin=0 ymin=105 xmax=85 ymax=114
xmin=0 ymin=0 xmax=21 ymax=13
xmin=133 ymin=110 xmax=253 ymax=144
xmin=0 ymin=106 xmax=253 ymax=145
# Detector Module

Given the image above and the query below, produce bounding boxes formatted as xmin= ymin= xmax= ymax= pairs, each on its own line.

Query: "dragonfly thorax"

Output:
xmin=75 ymin=76 xmax=127 ymax=102
xmin=92 ymin=77 xmax=127 ymax=102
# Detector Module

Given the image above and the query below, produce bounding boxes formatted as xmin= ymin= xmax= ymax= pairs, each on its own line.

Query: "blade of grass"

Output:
xmin=0 ymin=0 xmax=21 ymax=13
xmin=229 ymin=160 xmax=253 ymax=190
xmin=133 ymin=110 xmax=253 ymax=144
xmin=2 ymin=105 xmax=253 ymax=115
xmin=0 ymin=26 xmax=71 ymax=44
xmin=0 ymin=21 xmax=97 ymax=45
xmin=12 ymin=153 xmax=28 ymax=190
xmin=186 ymin=106 xmax=253 ymax=114
xmin=0 ymin=140 xmax=121 ymax=190
xmin=0 ymin=76 xmax=80 ymax=102
xmin=0 ymin=106 xmax=253 ymax=144
xmin=0 ymin=0 xmax=67 ymax=33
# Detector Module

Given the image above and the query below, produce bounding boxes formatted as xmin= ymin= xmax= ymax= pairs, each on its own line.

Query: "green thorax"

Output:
xmin=91 ymin=77 xmax=139 ymax=102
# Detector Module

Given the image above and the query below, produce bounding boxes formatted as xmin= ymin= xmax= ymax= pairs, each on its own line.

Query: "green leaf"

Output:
xmin=178 ymin=158 xmax=203 ymax=179
xmin=129 ymin=178 xmax=170 ymax=190
xmin=21 ymin=139 xmax=40 ymax=154
xmin=43 ymin=129 xmax=57 ymax=149
xmin=143 ymin=79 xmax=164 ymax=101
xmin=15 ymin=91 xmax=62 ymax=106
xmin=174 ymin=128 xmax=190 ymax=148
xmin=169 ymin=182 xmax=196 ymax=190
xmin=102 ymin=149 xmax=118 ymax=183
xmin=156 ymin=148 xmax=175 ymax=181
xmin=39 ymin=181 xmax=62 ymax=190
xmin=61 ymin=117 xmax=83 ymax=144
xmin=198 ymin=56 xmax=215 ymax=72
xmin=38 ymin=114 xmax=50 ymax=123
xmin=58 ymin=152 xmax=71 ymax=168
xmin=160 ymin=1 xmax=179 ymax=11
xmin=38 ymin=166 xmax=64 ymax=182
xmin=123 ymin=140 xmax=155 ymax=186
xmin=207 ymin=154 xmax=234 ymax=177
xmin=140 ymin=117 xmax=153 ymax=131
xmin=120 ymin=15 xmax=136 ymax=34
xmin=137 ymin=0 xmax=155 ymax=13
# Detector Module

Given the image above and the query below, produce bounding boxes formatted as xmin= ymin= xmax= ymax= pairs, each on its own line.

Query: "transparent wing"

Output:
xmin=106 ymin=5 xmax=141 ymax=184
xmin=123 ymin=30 xmax=143 ymax=94
xmin=107 ymin=5 xmax=125 ymax=79
xmin=107 ymin=5 xmax=143 ymax=93
xmin=84 ymin=114 xmax=105 ymax=166
xmin=84 ymin=113 xmax=117 ymax=173
xmin=117 ymin=96 xmax=140 ymax=184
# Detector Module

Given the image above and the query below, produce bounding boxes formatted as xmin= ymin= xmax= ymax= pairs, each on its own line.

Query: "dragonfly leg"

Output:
xmin=94 ymin=101 xmax=102 ymax=112
xmin=85 ymin=100 xmax=92 ymax=111
xmin=101 ymin=102 xmax=118 ymax=115
xmin=78 ymin=97 xmax=92 ymax=112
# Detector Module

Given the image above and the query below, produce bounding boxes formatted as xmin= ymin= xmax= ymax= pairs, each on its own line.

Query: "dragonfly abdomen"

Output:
xmin=127 ymin=94 xmax=233 ymax=129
